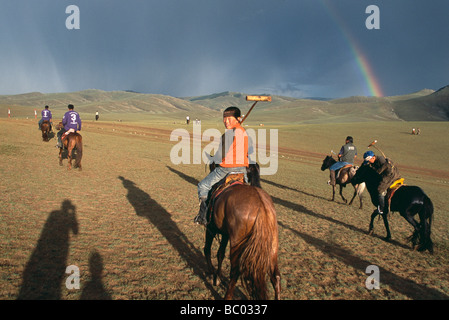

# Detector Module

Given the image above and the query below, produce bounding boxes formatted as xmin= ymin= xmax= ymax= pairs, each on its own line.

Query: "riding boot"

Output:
xmin=378 ymin=193 xmax=387 ymax=215
xmin=194 ymin=197 xmax=208 ymax=225
xmin=329 ymin=170 xmax=336 ymax=186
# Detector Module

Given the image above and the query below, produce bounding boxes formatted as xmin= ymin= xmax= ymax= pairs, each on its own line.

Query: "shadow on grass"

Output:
xmin=261 ymin=178 xmax=330 ymax=202
xmin=80 ymin=250 xmax=112 ymax=300
xmin=118 ymin=175 xmax=226 ymax=299
xmin=279 ymin=221 xmax=449 ymax=300
xmin=271 ymin=195 xmax=410 ymax=250
xmin=17 ymin=200 xmax=79 ymax=300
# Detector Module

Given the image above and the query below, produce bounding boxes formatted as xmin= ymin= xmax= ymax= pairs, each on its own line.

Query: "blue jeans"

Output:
xmin=198 ymin=166 xmax=247 ymax=199
xmin=329 ymin=161 xmax=351 ymax=171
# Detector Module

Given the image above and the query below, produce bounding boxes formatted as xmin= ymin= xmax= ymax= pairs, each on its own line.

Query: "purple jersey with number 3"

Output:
xmin=62 ymin=111 xmax=82 ymax=131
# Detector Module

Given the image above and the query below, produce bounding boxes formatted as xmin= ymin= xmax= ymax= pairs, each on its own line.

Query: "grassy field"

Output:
xmin=1 ymin=116 xmax=449 ymax=300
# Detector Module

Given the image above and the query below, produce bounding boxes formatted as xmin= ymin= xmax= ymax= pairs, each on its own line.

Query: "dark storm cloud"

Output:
xmin=0 ymin=0 xmax=448 ymax=98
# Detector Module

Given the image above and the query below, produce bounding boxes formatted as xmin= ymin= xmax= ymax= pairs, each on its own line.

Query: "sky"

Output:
xmin=0 ymin=0 xmax=448 ymax=99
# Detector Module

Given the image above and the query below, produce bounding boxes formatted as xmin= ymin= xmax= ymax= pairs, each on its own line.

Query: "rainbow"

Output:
xmin=320 ymin=1 xmax=384 ymax=97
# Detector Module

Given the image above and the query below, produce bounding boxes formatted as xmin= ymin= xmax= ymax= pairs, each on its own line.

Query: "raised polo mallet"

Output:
xmin=367 ymin=139 xmax=387 ymax=158
xmin=239 ymin=95 xmax=272 ymax=124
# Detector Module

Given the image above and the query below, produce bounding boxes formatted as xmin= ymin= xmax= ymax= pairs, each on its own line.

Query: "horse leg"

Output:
xmin=419 ymin=199 xmax=434 ymax=253
xmin=67 ymin=146 xmax=73 ymax=170
xmin=348 ymin=187 xmax=357 ymax=206
xmin=59 ymin=147 xmax=63 ymax=166
xmin=331 ymin=185 xmax=335 ymax=201
xmin=215 ymin=234 xmax=229 ymax=286
xmin=269 ymin=260 xmax=281 ymax=300
xmin=401 ymin=211 xmax=421 ymax=250
xmin=381 ymin=213 xmax=392 ymax=241
xmin=204 ymin=228 xmax=215 ymax=280
xmin=368 ymin=209 xmax=378 ymax=236
xmin=224 ymin=247 xmax=240 ymax=300
xmin=339 ymin=185 xmax=347 ymax=203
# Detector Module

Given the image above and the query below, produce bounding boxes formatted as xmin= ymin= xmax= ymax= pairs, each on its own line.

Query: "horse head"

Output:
xmin=321 ymin=155 xmax=336 ymax=171
xmin=247 ymin=163 xmax=261 ymax=188
xmin=351 ymin=164 xmax=380 ymax=186
xmin=56 ymin=122 xmax=63 ymax=130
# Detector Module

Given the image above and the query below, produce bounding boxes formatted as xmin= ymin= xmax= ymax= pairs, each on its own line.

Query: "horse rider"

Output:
xmin=363 ymin=150 xmax=401 ymax=215
xmin=328 ymin=136 xmax=357 ymax=186
xmin=194 ymin=106 xmax=249 ymax=225
xmin=57 ymin=104 xmax=82 ymax=149
xmin=38 ymin=105 xmax=53 ymax=131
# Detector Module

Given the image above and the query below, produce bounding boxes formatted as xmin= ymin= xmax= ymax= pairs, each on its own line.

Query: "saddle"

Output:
xmin=386 ymin=178 xmax=405 ymax=207
xmin=336 ymin=164 xmax=353 ymax=176
xmin=206 ymin=173 xmax=246 ymax=223
xmin=336 ymin=165 xmax=356 ymax=184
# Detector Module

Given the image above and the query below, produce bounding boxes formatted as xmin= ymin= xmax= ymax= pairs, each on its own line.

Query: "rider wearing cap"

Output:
xmin=194 ymin=106 xmax=249 ymax=225
xmin=363 ymin=150 xmax=401 ymax=215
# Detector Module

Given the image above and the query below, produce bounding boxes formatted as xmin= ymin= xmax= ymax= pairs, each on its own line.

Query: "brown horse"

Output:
xmin=56 ymin=123 xmax=83 ymax=170
xmin=41 ymin=120 xmax=51 ymax=142
xmin=321 ymin=155 xmax=365 ymax=209
xmin=204 ymin=164 xmax=281 ymax=300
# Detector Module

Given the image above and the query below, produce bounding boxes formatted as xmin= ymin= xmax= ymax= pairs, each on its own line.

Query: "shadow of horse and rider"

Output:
xmin=17 ymin=199 xmax=111 ymax=300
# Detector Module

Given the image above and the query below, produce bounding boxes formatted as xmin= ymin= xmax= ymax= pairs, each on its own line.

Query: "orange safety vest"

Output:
xmin=220 ymin=125 xmax=249 ymax=168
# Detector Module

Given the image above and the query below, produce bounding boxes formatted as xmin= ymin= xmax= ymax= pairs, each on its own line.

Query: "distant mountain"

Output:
xmin=393 ymin=85 xmax=449 ymax=121
xmin=1 ymin=86 xmax=448 ymax=122
xmin=0 ymin=89 xmax=215 ymax=117
xmin=183 ymin=91 xmax=297 ymax=111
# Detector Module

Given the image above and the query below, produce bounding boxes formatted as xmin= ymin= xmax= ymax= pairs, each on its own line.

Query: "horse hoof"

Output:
xmin=384 ymin=236 xmax=391 ymax=242
xmin=368 ymin=230 xmax=374 ymax=236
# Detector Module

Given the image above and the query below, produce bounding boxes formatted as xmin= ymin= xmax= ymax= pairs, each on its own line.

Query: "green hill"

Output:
xmin=1 ymin=85 xmax=448 ymax=123
xmin=393 ymin=86 xmax=449 ymax=121
xmin=0 ymin=89 xmax=217 ymax=120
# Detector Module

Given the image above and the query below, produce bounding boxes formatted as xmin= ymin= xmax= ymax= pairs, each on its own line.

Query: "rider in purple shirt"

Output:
xmin=38 ymin=105 xmax=53 ymax=130
xmin=62 ymin=104 xmax=82 ymax=133
xmin=57 ymin=104 xmax=82 ymax=148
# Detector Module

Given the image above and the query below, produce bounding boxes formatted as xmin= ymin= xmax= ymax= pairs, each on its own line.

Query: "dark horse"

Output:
xmin=204 ymin=163 xmax=281 ymax=299
xmin=352 ymin=164 xmax=433 ymax=253
xmin=41 ymin=120 xmax=51 ymax=142
xmin=321 ymin=155 xmax=365 ymax=209
xmin=56 ymin=122 xmax=83 ymax=170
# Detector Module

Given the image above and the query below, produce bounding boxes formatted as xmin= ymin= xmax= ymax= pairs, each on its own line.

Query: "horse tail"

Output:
xmin=238 ymin=188 xmax=278 ymax=299
xmin=420 ymin=195 xmax=434 ymax=253
xmin=74 ymin=135 xmax=83 ymax=168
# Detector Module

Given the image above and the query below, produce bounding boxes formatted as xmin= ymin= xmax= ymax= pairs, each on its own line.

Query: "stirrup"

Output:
xmin=194 ymin=214 xmax=207 ymax=225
